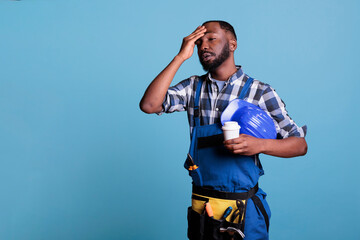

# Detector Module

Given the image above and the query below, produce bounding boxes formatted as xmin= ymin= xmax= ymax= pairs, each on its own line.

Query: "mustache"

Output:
xmin=200 ymin=51 xmax=216 ymax=56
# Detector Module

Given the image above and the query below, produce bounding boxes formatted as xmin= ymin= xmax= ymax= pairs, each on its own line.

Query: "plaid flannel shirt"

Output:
xmin=158 ymin=66 xmax=307 ymax=139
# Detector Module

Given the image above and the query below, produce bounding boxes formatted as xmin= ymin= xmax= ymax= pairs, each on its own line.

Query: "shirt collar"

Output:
xmin=206 ymin=65 xmax=244 ymax=85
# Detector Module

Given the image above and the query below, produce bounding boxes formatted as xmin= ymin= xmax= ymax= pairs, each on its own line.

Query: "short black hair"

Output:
xmin=202 ymin=20 xmax=237 ymax=40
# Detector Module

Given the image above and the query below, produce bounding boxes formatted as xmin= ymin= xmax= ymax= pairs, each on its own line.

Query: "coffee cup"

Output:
xmin=222 ymin=121 xmax=240 ymax=140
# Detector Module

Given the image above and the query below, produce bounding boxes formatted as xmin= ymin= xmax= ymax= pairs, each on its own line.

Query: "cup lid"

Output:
xmin=222 ymin=121 xmax=240 ymax=130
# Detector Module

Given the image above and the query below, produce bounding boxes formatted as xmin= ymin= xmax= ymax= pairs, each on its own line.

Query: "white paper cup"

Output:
xmin=222 ymin=121 xmax=241 ymax=141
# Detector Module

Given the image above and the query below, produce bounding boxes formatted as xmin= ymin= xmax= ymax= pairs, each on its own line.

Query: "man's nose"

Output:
xmin=200 ymin=41 xmax=209 ymax=51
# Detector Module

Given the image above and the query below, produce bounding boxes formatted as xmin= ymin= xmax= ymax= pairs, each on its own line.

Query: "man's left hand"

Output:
xmin=224 ymin=134 xmax=263 ymax=156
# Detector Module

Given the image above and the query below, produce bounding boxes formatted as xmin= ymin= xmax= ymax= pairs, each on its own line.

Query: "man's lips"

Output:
xmin=201 ymin=52 xmax=215 ymax=61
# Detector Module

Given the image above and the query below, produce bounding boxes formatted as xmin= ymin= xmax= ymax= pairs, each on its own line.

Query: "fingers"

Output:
xmin=186 ymin=26 xmax=206 ymax=41
xmin=224 ymin=136 xmax=243 ymax=145
xmin=191 ymin=25 xmax=204 ymax=33
xmin=226 ymin=146 xmax=247 ymax=155
xmin=223 ymin=135 xmax=250 ymax=154
xmin=225 ymin=142 xmax=245 ymax=151
xmin=223 ymin=134 xmax=261 ymax=156
xmin=191 ymin=25 xmax=206 ymax=35
xmin=177 ymin=26 xmax=207 ymax=61
xmin=225 ymin=143 xmax=253 ymax=155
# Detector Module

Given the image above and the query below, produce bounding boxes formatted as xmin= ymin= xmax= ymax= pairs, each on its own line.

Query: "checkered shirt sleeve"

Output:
xmin=250 ymin=82 xmax=307 ymax=138
xmin=157 ymin=76 xmax=195 ymax=114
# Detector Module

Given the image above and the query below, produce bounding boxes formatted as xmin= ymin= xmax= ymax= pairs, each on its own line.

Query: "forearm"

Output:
xmin=224 ymin=134 xmax=307 ymax=158
xmin=260 ymin=137 xmax=307 ymax=158
xmin=139 ymin=55 xmax=185 ymax=114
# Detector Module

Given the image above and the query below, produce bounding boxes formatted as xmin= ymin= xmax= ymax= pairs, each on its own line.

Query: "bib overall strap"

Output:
xmin=239 ymin=77 xmax=254 ymax=100
xmin=193 ymin=76 xmax=205 ymax=127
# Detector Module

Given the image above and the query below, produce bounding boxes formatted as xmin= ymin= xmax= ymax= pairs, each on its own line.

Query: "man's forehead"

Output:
xmin=202 ymin=22 xmax=225 ymax=35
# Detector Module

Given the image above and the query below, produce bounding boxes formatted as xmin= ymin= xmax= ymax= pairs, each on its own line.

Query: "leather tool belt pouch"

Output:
xmin=187 ymin=184 xmax=259 ymax=240
xmin=187 ymin=205 xmax=245 ymax=240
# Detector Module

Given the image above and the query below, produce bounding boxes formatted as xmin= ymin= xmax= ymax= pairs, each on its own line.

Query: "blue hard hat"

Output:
xmin=220 ymin=99 xmax=277 ymax=139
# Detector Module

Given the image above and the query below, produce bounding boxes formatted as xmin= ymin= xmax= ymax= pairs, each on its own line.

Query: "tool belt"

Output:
xmin=187 ymin=183 xmax=269 ymax=240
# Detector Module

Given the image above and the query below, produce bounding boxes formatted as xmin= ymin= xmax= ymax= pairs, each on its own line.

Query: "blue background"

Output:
xmin=1 ymin=0 xmax=359 ymax=239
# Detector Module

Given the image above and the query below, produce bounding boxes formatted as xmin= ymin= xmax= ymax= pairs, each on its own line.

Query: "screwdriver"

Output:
xmin=221 ymin=206 xmax=233 ymax=220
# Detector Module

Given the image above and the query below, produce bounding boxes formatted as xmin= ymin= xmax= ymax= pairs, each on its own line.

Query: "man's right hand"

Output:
xmin=177 ymin=26 xmax=207 ymax=61
xmin=140 ymin=25 xmax=207 ymax=114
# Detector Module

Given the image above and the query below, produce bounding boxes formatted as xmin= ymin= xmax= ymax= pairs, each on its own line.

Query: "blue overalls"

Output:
xmin=185 ymin=76 xmax=271 ymax=240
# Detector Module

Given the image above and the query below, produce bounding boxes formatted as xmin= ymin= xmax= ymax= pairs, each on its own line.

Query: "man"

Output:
xmin=140 ymin=20 xmax=307 ymax=240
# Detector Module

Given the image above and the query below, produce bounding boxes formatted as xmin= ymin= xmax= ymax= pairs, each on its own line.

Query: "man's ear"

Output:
xmin=229 ymin=39 xmax=237 ymax=52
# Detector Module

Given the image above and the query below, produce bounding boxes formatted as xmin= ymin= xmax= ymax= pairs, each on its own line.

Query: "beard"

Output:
xmin=199 ymin=42 xmax=230 ymax=72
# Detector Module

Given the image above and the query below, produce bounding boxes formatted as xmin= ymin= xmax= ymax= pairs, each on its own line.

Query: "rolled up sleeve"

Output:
xmin=156 ymin=77 xmax=193 ymax=115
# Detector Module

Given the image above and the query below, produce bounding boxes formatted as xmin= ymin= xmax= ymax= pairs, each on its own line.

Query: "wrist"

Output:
xmin=259 ymin=138 xmax=269 ymax=154
xmin=175 ymin=54 xmax=187 ymax=62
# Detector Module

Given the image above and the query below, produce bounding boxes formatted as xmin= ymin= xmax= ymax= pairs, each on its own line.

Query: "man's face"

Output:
xmin=196 ymin=22 xmax=231 ymax=72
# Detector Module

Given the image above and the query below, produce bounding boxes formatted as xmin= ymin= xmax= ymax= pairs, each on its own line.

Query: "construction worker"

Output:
xmin=140 ymin=20 xmax=307 ymax=240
